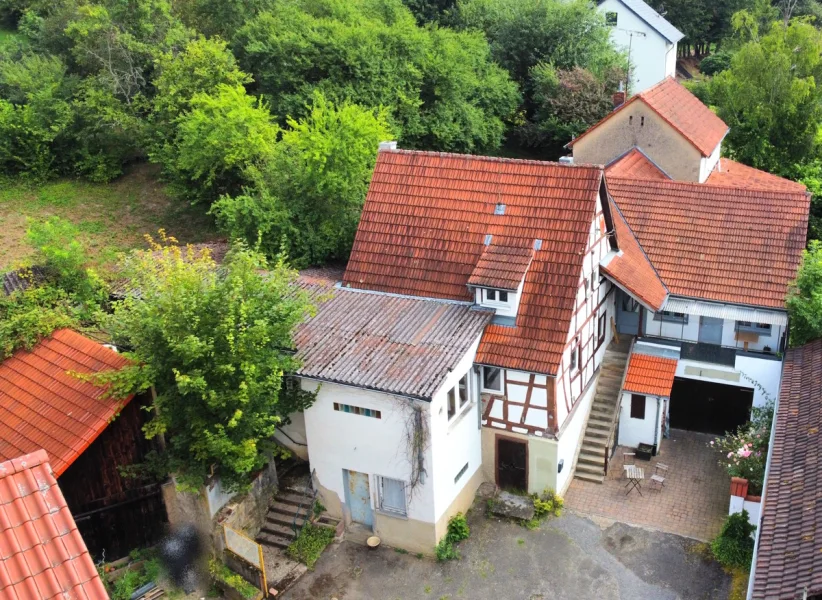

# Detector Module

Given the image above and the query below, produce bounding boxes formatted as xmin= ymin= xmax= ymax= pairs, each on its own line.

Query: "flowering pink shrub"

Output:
xmin=710 ymin=402 xmax=773 ymax=495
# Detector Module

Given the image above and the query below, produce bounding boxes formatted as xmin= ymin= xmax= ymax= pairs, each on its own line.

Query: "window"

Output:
xmin=458 ymin=373 xmax=469 ymax=407
xmin=605 ymin=11 xmax=617 ymax=26
xmin=583 ymin=278 xmax=589 ymax=295
xmin=454 ymin=462 xmax=469 ymax=484
xmin=334 ymin=402 xmax=381 ymax=419
xmin=484 ymin=289 xmax=508 ymax=303
xmin=630 ymin=394 xmax=646 ymax=419
xmin=591 ymin=269 xmax=597 ymax=295
xmin=654 ymin=311 xmax=688 ymax=324
xmin=736 ymin=321 xmax=772 ymax=334
xmin=447 ymin=387 xmax=457 ymax=419
xmin=598 ymin=313 xmax=607 ymax=345
xmin=499 ymin=291 xmax=508 ymax=302
xmin=570 ymin=341 xmax=579 ymax=371
xmin=377 ymin=476 xmax=407 ymax=516
xmin=621 ymin=296 xmax=639 ymax=313
xmin=487 ymin=289 xmax=496 ymax=301
xmin=640 ymin=116 xmax=645 ymax=127
xmin=482 ymin=367 xmax=502 ymax=392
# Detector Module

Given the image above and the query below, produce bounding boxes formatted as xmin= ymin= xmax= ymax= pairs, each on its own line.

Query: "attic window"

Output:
xmin=484 ymin=234 xmax=493 ymax=246
xmin=485 ymin=289 xmax=508 ymax=303
xmin=641 ymin=116 xmax=645 ymax=127
xmin=494 ymin=203 xmax=506 ymax=215
xmin=533 ymin=239 xmax=542 ymax=251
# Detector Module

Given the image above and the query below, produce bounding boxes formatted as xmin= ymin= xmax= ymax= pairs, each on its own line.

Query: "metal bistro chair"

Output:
xmin=650 ymin=462 xmax=669 ymax=492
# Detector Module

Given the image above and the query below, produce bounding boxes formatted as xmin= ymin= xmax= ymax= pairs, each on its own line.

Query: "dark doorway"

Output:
xmin=669 ymin=377 xmax=754 ymax=435
xmin=496 ymin=437 xmax=527 ymax=491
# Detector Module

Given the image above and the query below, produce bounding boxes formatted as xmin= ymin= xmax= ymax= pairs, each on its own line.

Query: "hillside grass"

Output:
xmin=0 ymin=164 xmax=218 ymax=272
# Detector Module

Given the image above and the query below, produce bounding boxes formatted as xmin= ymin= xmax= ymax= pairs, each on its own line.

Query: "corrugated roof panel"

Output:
xmin=662 ymin=297 xmax=788 ymax=326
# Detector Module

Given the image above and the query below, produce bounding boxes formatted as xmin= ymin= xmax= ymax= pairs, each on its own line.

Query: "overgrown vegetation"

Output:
xmin=787 ymin=240 xmax=822 ymax=346
xmin=435 ymin=512 xmax=470 ymax=561
xmin=524 ymin=488 xmax=563 ymax=530
xmin=286 ymin=524 xmax=336 ymax=568
xmin=711 ymin=511 xmax=756 ymax=570
xmin=709 ymin=402 xmax=773 ymax=495
xmin=209 ymin=559 xmax=260 ymax=600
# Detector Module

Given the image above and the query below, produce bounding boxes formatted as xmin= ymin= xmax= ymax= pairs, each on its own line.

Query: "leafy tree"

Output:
xmin=153 ymin=83 xmax=279 ymax=203
xmin=174 ymin=0 xmax=274 ymax=39
xmin=234 ymin=0 xmax=518 ymax=153
xmin=401 ymin=0 xmax=457 ymax=24
xmin=213 ymin=92 xmax=393 ymax=266
xmin=699 ymin=51 xmax=733 ymax=76
xmin=104 ymin=236 xmax=316 ymax=490
xmin=787 ymin=240 xmax=822 ymax=347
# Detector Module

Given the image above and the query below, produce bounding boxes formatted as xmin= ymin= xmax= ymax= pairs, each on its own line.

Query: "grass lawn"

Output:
xmin=0 ymin=163 xmax=219 ymax=272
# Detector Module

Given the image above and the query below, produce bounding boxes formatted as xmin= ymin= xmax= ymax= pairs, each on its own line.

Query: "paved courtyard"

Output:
xmin=281 ymin=507 xmax=731 ymax=600
xmin=565 ymin=429 xmax=730 ymax=541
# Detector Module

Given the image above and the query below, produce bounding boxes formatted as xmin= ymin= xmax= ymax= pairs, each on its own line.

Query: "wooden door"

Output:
xmin=496 ymin=437 xmax=527 ymax=491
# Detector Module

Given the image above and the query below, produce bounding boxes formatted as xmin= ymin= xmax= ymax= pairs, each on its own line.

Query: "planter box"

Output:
xmin=635 ymin=443 xmax=654 ymax=461
xmin=215 ymin=579 xmax=264 ymax=600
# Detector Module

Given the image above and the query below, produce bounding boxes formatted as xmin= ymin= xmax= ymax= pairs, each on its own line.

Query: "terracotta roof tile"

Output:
xmin=0 ymin=450 xmax=108 ymax=600
xmin=467 ymin=241 xmax=535 ymax=290
xmin=623 ymin=353 xmax=678 ymax=397
xmin=706 ymin=158 xmax=806 ymax=192
xmin=605 ymin=148 xmax=671 ymax=181
xmin=607 ymin=177 xmax=809 ymax=309
xmin=0 ymin=329 xmax=133 ymax=476
xmin=570 ymin=78 xmax=728 ymax=157
xmin=601 ymin=199 xmax=668 ymax=310
xmin=342 ymin=150 xmax=605 ymax=375
xmin=752 ymin=339 xmax=822 ymax=599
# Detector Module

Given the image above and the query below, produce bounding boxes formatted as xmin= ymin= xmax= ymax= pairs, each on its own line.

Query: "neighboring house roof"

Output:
xmin=600 ymin=199 xmax=668 ymax=311
xmin=0 ymin=449 xmax=109 ymax=600
xmin=623 ymin=352 xmax=678 ymax=397
xmin=607 ymin=177 xmax=810 ymax=309
xmin=601 ymin=0 xmax=684 ymax=43
xmin=605 ymin=148 xmax=670 ymax=181
xmin=0 ymin=329 xmax=133 ymax=476
xmin=752 ymin=339 xmax=822 ymax=599
xmin=2 ymin=266 xmax=49 ymax=296
xmin=294 ymin=280 xmax=494 ymax=400
xmin=569 ymin=78 xmax=729 ymax=157
xmin=706 ymin=158 xmax=806 ymax=193
xmin=467 ymin=241 xmax=535 ymax=291
xmin=342 ymin=149 xmax=608 ymax=375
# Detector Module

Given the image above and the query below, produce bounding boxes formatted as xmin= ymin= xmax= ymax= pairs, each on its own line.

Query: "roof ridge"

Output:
xmin=382 ymin=148 xmax=605 ymax=171
xmin=608 ymin=174 xmax=809 ymax=198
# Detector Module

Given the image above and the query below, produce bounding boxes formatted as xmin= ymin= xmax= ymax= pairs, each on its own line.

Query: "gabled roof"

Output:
xmin=467 ymin=241 xmax=535 ymax=291
xmin=0 ymin=329 xmax=133 ymax=476
xmin=601 ymin=0 xmax=684 ymax=43
xmin=294 ymin=280 xmax=493 ymax=399
xmin=605 ymin=148 xmax=670 ymax=181
xmin=0 ymin=449 xmax=109 ymax=600
xmin=706 ymin=158 xmax=806 ymax=193
xmin=343 ymin=149 xmax=606 ymax=375
xmin=623 ymin=352 xmax=678 ymax=397
xmin=607 ymin=177 xmax=810 ymax=309
xmin=600 ymin=199 xmax=668 ymax=311
xmin=569 ymin=78 xmax=729 ymax=157
xmin=753 ymin=339 xmax=822 ymax=599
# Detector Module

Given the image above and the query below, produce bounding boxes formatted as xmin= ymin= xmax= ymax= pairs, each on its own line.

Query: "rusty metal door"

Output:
xmin=344 ymin=470 xmax=373 ymax=527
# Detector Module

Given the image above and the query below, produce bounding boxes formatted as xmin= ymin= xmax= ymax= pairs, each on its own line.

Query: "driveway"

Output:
xmin=281 ymin=506 xmax=731 ymax=600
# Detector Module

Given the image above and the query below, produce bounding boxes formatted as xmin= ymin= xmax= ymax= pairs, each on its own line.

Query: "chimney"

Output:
xmin=378 ymin=141 xmax=398 ymax=151
xmin=612 ymin=91 xmax=625 ymax=109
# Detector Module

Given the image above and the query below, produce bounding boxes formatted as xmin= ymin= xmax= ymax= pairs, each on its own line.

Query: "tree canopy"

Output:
xmin=788 ymin=240 xmax=822 ymax=346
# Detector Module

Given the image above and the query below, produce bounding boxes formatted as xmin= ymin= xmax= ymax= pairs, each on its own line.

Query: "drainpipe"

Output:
xmin=652 ymin=396 xmax=661 ymax=452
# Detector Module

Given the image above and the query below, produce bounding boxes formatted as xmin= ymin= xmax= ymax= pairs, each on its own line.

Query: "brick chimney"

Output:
xmin=612 ymin=91 xmax=626 ymax=109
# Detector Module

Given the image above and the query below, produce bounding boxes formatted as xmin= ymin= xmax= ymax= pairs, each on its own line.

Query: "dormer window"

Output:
xmin=485 ymin=289 xmax=509 ymax=303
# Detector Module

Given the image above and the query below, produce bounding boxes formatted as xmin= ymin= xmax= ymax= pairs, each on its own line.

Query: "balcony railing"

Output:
xmin=679 ymin=342 xmax=736 ymax=366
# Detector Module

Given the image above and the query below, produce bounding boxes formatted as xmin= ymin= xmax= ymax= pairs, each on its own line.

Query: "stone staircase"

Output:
xmin=256 ymin=488 xmax=341 ymax=550
xmin=574 ymin=343 xmax=630 ymax=483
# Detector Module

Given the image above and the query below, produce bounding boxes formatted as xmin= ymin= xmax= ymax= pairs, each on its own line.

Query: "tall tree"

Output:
xmin=787 ymin=241 xmax=822 ymax=346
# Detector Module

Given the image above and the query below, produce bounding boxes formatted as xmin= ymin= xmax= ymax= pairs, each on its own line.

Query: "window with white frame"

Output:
xmin=482 ymin=366 xmax=502 ymax=392
xmin=458 ymin=373 xmax=469 ymax=407
xmin=447 ymin=386 xmax=457 ymax=419
xmin=482 ymin=288 xmax=510 ymax=304
xmin=736 ymin=321 xmax=772 ymax=334
xmin=448 ymin=372 xmax=471 ymax=420
xmin=570 ymin=339 xmax=579 ymax=371
xmin=376 ymin=476 xmax=407 ymax=516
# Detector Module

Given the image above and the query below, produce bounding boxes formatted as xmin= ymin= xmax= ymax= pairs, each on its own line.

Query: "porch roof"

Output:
xmin=623 ymin=352 xmax=678 ymax=397
xmin=662 ymin=297 xmax=788 ymax=326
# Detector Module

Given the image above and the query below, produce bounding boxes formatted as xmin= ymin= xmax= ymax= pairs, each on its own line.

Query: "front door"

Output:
xmin=616 ymin=290 xmax=640 ymax=335
xmin=698 ymin=316 xmax=723 ymax=345
xmin=497 ymin=437 xmax=527 ymax=492
xmin=343 ymin=470 xmax=373 ymax=527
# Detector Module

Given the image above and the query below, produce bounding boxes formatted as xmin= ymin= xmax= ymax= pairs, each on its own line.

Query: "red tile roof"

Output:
xmin=0 ymin=449 xmax=109 ymax=600
xmin=569 ymin=78 xmax=728 ymax=157
xmin=753 ymin=339 xmax=822 ymax=599
xmin=623 ymin=353 xmax=678 ymax=397
xmin=607 ymin=177 xmax=810 ymax=309
xmin=601 ymin=199 xmax=668 ymax=311
xmin=605 ymin=148 xmax=670 ymax=181
xmin=0 ymin=330 xmax=133 ymax=477
xmin=343 ymin=150 xmax=605 ymax=375
xmin=467 ymin=242 xmax=535 ymax=291
xmin=706 ymin=158 xmax=806 ymax=192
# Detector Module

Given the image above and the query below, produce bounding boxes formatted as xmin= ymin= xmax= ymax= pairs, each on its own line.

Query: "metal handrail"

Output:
xmin=291 ymin=468 xmax=319 ymax=536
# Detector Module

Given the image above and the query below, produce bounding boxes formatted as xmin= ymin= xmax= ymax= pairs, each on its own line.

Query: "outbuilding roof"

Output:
xmin=343 ymin=149 xmax=607 ymax=375
xmin=605 ymin=148 xmax=670 ymax=181
xmin=0 ymin=329 xmax=133 ymax=476
xmin=0 ymin=449 xmax=109 ymax=600
xmin=603 ymin=0 xmax=684 ymax=43
xmin=569 ymin=78 xmax=729 ymax=157
xmin=752 ymin=339 xmax=822 ymax=599
xmin=623 ymin=352 xmax=678 ymax=397
xmin=294 ymin=280 xmax=493 ymax=400
xmin=607 ymin=177 xmax=809 ymax=309
xmin=706 ymin=158 xmax=806 ymax=193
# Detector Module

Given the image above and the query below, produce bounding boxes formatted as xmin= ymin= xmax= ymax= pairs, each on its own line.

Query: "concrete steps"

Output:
xmin=573 ymin=345 xmax=630 ymax=483
xmin=256 ymin=488 xmax=342 ymax=550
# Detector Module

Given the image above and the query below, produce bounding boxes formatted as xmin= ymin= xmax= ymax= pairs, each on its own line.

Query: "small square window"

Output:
xmin=499 ymin=290 xmax=508 ymax=302
xmin=630 ymin=394 xmax=646 ymax=419
xmin=605 ymin=11 xmax=617 ymax=26
xmin=482 ymin=367 xmax=502 ymax=392
xmin=486 ymin=289 xmax=496 ymax=301
xmin=377 ymin=476 xmax=407 ymax=516
xmin=458 ymin=373 xmax=469 ymax=407
xmin=448 ymin=387 xmax=456 ymax=419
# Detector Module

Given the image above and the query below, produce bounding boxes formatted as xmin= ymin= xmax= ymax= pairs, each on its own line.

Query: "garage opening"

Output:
xmin=669 ymin=377 xmax=754 ymax=435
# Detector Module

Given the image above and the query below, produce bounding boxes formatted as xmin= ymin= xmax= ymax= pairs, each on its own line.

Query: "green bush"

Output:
xmin=699 ymin=51 xmax=733 ymax=76
xmin=286 ymin=524 xmax=335 ymax=569
xmin=711 ymin=511 xmax=756 ymax=570
xmin=209 ymin=559 xmax=260 ymax=600
xmin=435 ymin=537 xmax=459 ymax=561
xmin=435 ymin=512 xmax=471 ymax=561
xmin=526 ymin=488 xmax=563 ymax=529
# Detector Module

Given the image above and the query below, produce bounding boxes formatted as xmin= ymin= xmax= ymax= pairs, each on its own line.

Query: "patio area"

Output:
xmin=565 ymin=429 xmax=730 ymax=541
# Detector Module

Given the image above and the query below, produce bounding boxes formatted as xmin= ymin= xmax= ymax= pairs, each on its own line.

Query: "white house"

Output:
xmin=597 ymin=0 xmax=683 ymax=94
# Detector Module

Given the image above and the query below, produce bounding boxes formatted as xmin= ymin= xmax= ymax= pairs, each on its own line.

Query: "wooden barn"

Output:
xmin=0 ymin=328 xmax=168 ymax=560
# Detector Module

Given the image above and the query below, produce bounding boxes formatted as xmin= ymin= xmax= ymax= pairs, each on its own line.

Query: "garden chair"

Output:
xmin=622 ymin=452 xmax=636 ymax=483
xmin=650 ymin=462 xmax=668 ymax=491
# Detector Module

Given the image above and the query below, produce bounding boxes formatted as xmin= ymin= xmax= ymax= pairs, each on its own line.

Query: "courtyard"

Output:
xmin=281 ymin=505 xmax=731 ymax=600
xmin=565 ymin=429 xmax=730 ymax=541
